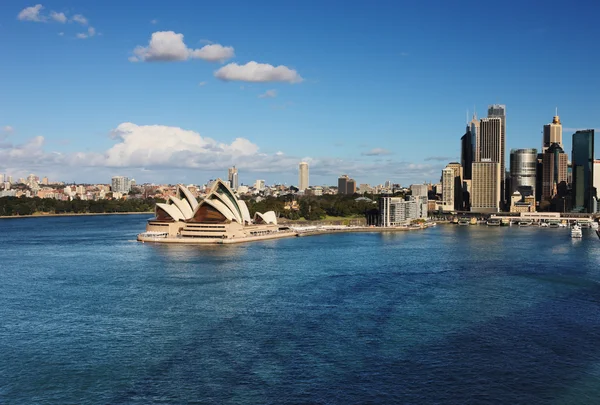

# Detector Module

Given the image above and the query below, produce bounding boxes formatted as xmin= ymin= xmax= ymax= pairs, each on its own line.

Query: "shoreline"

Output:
xmin=0 ymin=212 xmax=153 ymax=220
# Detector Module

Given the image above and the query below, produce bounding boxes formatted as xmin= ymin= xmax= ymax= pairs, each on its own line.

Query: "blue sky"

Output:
xmin=0 ymin=0 xmax=599 ymax=186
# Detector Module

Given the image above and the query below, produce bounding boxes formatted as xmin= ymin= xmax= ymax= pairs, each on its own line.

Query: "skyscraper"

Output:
xmin=479 ymin=117 xmax=502 ymax=166
xmin=471 ymin=160 xmax=501 ymax=213
xmin=571 ymin=130 xmax=595 ymax=212
xmin=487 ymin=104 xmax=506 ymax=205
xmin=228 ymin=166 xmax=239 ymax=190
xmin=445 ymin=162 xmax=463 ymax=210
xmin=541 ymin=143 xmax=568 ymax=203
xmin=542 ymin=114 xmax=562 ymax=153
xmin=338 ymin=175 xmax=348 ymax=195
xmin=298 ymin=162 xmax=309 ymax=191
xmin=441 ymin=167 xmax=455 ymax=211
xmin=510 ymin=148 xmax=537 ymax=196
xmin=461 ymin=125 xmax=473 ymax=180
xmin=469 ymin=113 xmax=480 ymax=162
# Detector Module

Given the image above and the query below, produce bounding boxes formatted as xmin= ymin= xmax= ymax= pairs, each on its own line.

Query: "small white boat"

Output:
xmin=518 ymin=221 xmax=532 ymax=227
xmin=540 ymin=222 xmax=549 ymax=228
xmin=571 ymin=224 xmax=583 ymax=238
xmin=591 ymin=222 xmax=599 ymax=230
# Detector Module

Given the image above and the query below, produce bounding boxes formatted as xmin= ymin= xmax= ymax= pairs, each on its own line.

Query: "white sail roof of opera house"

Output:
xmin=153 ymin=179 xmax=274 ymax=225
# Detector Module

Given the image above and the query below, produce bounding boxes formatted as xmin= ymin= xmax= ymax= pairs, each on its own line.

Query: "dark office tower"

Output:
xmin=461 ymin=125 xmax=473 ymax=180
xmin=571 ymin=130 xmax=595 ymax=212
xmin=479 ymin=117 xmax=502 ymax=163
xmin=488 ymin=104 xmax=506 ymax=205
xmin=510 ymin=148 xmax=537 ymax=196
xmin=338 ymin=175 xmax=349 ymax=195
xmin=541 ymin=143 xmax=568 ymax=203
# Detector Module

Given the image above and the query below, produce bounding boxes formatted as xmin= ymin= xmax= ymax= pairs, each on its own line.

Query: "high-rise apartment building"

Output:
xmin=441 ymin=167 xmax=455 ymax=211
xmin=446 ymin=162 xmax=463 ymax=210
xmin=510 ymin=148 xmax=537 ymax=196
xmin=338 ymin=175 xmax=348 ymax=195
xmin=111 ymin=176 xmax=130 ymax=194
xmin=571 ymin=130 xmax=595 ymax=212
xmin=338 ymin=175 xmax=356 ymax=195
xmin=228 ymin=166 xmax=239 ymax=190
xmin=347 ymin=178 xmax=356 ymax=194
xmin=471 ymin=160 xmax=501 ymax=213
xmin=541 ymin=143 xmax=568 ymax=202
xmin=542 ymin=114 xmax=562 ymax=153
xmin=254 ymin=179 xmax=265 ymax=191
xmin=379 ymin=195 xmax=427 ymax=227
xmin=298 ymin=162 xmax=309 ymax=191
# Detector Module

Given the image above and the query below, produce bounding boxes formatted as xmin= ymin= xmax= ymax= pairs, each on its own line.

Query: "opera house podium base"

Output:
xmin=137 ymin=228 xmax=298 ymax=245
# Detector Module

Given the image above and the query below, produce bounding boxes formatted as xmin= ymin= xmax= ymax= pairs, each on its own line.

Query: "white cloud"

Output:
xmin=362 ymin=148 xmax=392 ymax=156
xmin=150 ymin=19 xmax=158 ymax=24
xmin=130 ymin=31 xmax=234 ymax=63
xmin=76 ymin=26 xmax=96 ymax=39
xmin=17 ymin=4 xmax=45 ymax=22
xmin=258 ymin=89 xmax=277 ymax=98
xmin=71 ymin=14 xmax=88 ymax=25
xmin=198 ymin=81 xmax=207 ymax=86
xmin=214 ymin=61 xmax=303 ymax=84
xmin=58 ymin=32 xmax=64 ymax=36
xmin=0 ymin=122 xmax=443 ymax=184
xmin=189 ymin=44 xmax=235 ymax=62
xmin=3 ymin=126 xmax=14 ymax=134
xmin=50 ymin=11 xmax=67 ymax=23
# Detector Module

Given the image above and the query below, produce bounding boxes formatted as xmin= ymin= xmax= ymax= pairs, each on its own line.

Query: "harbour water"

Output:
xmin=1 ymin=215 xmax=600 ymax=404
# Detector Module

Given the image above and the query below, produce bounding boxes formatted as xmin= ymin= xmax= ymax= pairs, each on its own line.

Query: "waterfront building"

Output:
xmin=461 ymin=125 xmax=474 ymax=180
xmin=543 ymin=114 xmax=562 ymax=153
xmin=379 ymin=195 xmax=427 ymax=227
xmin=446 ymin=162 xmax=463 ymax=211
xmin=228 ymin=166 xmax=239 ymax=191
xmin=298 ymin=162 xmax=309 ymax=191
xmin=441 ymin=168 xmax=455 ymax=211
xmin=111 ymin=176 xmax=130 ymax=194
xmin=510 ymin=148 xmax=537 ymax=197
xmin=593 ymin=160 xmax=600 ymax=200
xmin=541 ymin=143 xmax=568 ymax=203
xmin=510 ymin=191 xmax=536 ymax=213
xmin=471 ymin=160 xmax=501 ymax=213
xmin=571 ymin=129 xmax=595 ymax=212
xmin=143 ymin=180 xmax=283 ymax=241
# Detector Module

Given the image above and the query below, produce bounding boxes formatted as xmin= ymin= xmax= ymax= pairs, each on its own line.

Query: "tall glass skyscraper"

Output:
xmin=571 ymin=130 xmax=595 ymax=212
xmin=487 ymin=105 xmax=506 ymax=205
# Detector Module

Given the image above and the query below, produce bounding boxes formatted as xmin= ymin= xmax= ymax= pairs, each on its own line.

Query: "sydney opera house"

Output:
xmin=137 ymin=179 xmax=296 ymax=244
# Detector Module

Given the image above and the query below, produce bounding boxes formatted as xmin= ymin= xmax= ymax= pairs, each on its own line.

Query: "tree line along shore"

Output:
xmin=0 ymin=194 xmax=379 ymax=222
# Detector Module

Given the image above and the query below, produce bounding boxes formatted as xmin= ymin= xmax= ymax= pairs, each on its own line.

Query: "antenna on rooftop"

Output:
xmin=556 ymin=106 xmax=558 ymax=116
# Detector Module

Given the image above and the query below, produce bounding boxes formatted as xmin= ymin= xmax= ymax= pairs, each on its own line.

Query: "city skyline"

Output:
xmin=1 ymin=1 xmax=599 ymax=186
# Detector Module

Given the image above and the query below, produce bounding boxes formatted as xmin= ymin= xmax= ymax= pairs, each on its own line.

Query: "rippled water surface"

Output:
xmin=1 ymin=215 xmax=600 ymax=404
